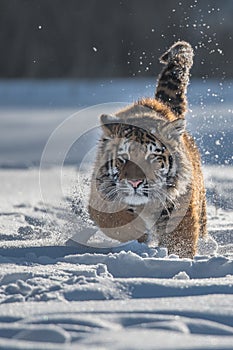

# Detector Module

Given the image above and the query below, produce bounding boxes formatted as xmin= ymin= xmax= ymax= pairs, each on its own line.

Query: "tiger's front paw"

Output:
xmin=137 ymin=233 xmax=149 ymax=243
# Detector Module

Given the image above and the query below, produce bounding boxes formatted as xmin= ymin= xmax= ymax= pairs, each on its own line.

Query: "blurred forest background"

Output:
xmin=0 ymin=0 xmax=232 ymax=79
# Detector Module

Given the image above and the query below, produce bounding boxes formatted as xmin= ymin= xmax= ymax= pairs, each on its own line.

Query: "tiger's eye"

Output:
xmin=147 ymin=154 xmax=157 ymax=161
xmin=118 ymin=153 xmax=129 ymax=162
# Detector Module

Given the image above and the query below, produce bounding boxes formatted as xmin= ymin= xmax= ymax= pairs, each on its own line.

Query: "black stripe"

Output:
xmin=146 ymin=133 xmax=157 ymax=142
xmin=155 ymin=155 xmax=166 ymax=161
xmin=159 ymin=80 xmax=179 ymax=91
xmin=168 ymin=155 xmax=173 ymax=171
xmin=163 ymin=67 xmax=182 ymax=84
xmin=109 ymin=158 xmax=113 ymax=173
xmin=124 ymin=129 xmax=134 ymax=138
xmin=156 ymin=90 xmax=183 ymax=105
xmin=156 ymin=90 xmax=172 ymax=103
xmin=172 ymin=106 xmax=183 ymax=115
xmin=160 ymin=203 xmax=174 ymax=217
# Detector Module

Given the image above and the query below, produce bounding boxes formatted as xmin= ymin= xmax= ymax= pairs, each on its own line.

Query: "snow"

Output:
xmin=0 ymin=79 xmax=232 ymax=348
xmin=0 ymin=167 xmax=232 ymax=349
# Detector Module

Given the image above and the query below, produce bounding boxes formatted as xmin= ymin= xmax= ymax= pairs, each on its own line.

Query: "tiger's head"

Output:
xmin=95 ymin=104 xmax=188 ymax=208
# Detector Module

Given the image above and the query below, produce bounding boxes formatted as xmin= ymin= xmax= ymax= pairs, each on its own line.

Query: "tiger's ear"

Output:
xmin=100 ymin=114 xmax=121 ymax=137
xmin=160 ymin=118 xmax=186 ymax=141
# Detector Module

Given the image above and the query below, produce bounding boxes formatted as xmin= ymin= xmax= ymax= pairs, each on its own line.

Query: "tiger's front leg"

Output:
xmin=156 ymin=205 xmax=199 ymax=259
xmin=137 ymin=203 xmax=164 ymax=246
xmin=89 ymin=205 xmax=148 ymax=243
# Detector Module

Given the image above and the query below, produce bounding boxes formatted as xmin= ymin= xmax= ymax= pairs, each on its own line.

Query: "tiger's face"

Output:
xmin=108 ymin=137 xmax=171 ymax=206
xmin=96 ymin=117 xmax=180 ymax=207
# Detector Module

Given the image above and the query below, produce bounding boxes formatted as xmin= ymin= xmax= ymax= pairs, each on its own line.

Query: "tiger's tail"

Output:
xmin=155 ymin=41 xmax=194 ymax=118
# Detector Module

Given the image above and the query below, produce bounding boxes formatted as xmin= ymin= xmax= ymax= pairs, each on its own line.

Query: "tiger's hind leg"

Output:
xmin=199 ymin=195 xmax=207 ymax=238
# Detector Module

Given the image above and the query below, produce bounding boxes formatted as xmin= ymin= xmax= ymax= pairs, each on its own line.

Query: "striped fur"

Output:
xmin=155 ymin=41 xmax=193 ymax=117
xmin=88 ymin=41 xmax=207 ymax=258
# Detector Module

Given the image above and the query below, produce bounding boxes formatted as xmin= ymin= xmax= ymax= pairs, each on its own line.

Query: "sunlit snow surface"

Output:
xmin=0 ymin=165 xmax=232 ymax=349
xmin=0 ymin=79 xmax=233 ymax=349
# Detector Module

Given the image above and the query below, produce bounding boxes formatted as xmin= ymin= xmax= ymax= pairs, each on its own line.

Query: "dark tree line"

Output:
xmin=0 ymin=0 xmax=232 ymax=78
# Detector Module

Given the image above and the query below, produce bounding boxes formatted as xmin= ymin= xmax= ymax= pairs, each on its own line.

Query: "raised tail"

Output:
xmin=155 ymin=41 xmax=194 ymax=117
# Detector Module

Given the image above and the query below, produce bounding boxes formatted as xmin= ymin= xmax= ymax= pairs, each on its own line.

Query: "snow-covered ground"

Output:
xmin=0 ymin=79 xmax=232 ymax=349
xmin=0 ymin=166 xmax=233 ymax=349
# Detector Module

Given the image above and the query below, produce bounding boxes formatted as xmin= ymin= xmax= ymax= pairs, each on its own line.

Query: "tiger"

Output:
xmin=88 ymin=41 xmax=207 ymax=258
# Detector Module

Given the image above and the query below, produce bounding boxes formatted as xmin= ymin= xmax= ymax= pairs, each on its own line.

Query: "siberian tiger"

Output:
xmin=88 ymin=41 xmax=207 ymax=258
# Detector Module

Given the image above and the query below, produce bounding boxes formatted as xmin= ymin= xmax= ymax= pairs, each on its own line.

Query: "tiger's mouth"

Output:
xmin=117 ymin=178 xmax=150 ymax=205
xmin=123 ymin=194 xmax=149 ymax=206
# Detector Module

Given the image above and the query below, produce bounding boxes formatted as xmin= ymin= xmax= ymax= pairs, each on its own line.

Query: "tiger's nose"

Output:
xmin=127 ymin=179 xmax=143 ymax=188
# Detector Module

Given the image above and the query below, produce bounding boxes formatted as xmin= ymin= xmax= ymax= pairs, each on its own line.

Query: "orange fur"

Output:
xmin=88 ymin=42 xmax=207 ymax=258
